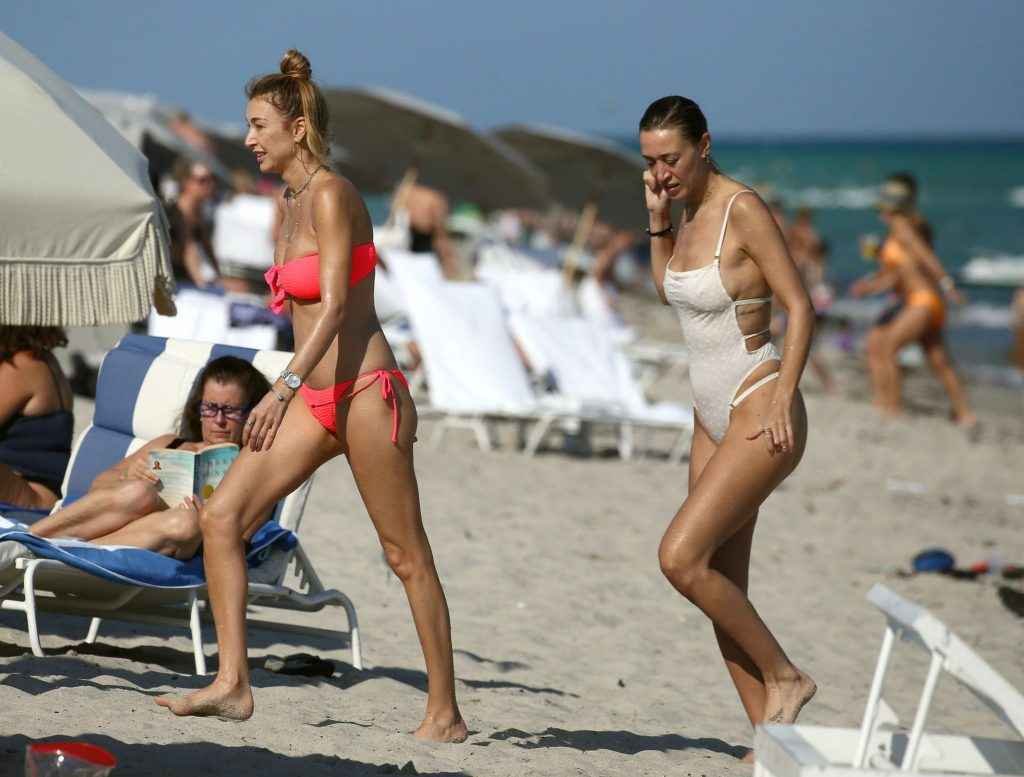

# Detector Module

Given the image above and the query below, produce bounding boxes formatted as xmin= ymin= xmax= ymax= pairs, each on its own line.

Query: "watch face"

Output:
xmin=287 ymin=374 xmax=301 ymax=389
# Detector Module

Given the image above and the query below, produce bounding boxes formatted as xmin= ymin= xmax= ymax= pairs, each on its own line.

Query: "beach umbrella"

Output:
xmin=0 ymin=32 xmax=175 ymax=325
xmin=493 ymin=124 xmax=644 ymax=277
xmin=322 ymin=86 xmax=550 ymax=212
xmin=79 ymin=89 xmax=233 ymax=185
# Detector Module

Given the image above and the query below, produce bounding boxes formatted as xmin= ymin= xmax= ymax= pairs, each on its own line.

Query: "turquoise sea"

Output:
xmin=372 ymin=139 xmax=1024 ymax=369
xmin=636 ymin=138 xmax=1024 ymax=369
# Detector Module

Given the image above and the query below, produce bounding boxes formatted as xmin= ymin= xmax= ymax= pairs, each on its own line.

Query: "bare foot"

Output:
xmin=155 ymin=680 xmax=254 ymax=721
xmin=740 ymin=748 xmax=754 ymax=763
xmin=413 ymin=711 xmax=468 ymax=743
xmin=763 ymin=669 xmax=817 ymax=725
xmin=956 ymin=412 xmax=980 ymax=433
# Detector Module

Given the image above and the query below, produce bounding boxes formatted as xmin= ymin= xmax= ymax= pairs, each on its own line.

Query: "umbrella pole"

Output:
xmin=385 ymin=166 xmax=420 ymax=226
xmin=562 ymin=200 xmax=598 ymax=284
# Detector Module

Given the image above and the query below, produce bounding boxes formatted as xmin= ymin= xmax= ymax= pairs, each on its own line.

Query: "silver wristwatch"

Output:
xmin=279 ymin=369 xmax=302 ymax=390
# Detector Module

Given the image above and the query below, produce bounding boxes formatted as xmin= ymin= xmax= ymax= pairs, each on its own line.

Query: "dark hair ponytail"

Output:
xmin=639 ymin=95 xmax=715 ymax=167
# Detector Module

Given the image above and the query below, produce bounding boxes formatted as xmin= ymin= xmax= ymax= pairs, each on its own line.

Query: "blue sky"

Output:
xmin=4 ymin=1 xmax=1022 ymax=138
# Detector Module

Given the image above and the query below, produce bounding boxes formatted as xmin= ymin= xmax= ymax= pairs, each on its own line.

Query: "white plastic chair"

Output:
xmin=754 ymin=583 xmax=1024 ymax=776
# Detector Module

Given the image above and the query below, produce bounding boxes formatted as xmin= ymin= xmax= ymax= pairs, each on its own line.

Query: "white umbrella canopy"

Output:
xmin=0 ymin=32 xmax=174 ymax=325
xmin=492 ymin=123 xmax=644 ymax=230
xmin=322 ymin=86 xmax=550 ymax=211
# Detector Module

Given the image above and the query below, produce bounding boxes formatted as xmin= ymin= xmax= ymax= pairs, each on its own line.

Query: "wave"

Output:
xmin=778 ymin=185 xmax=879 ymax=210
xmin=953 ymin=303 xmax=1014 ymax=328
xmin=1010 ymin=187 xmax=1024 ymax=208
xmin=961 ymin=254 xmax=1024 ymax=286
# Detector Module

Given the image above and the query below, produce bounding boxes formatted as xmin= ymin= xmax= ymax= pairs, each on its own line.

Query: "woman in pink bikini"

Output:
xmin=639 ymin=96 xmax=817 ymax=760
xmin=156 ymin=50 xmax=467 ymax=742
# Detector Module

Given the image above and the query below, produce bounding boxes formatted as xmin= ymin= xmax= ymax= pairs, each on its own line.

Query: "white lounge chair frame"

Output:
xmin=754 ymin=583 xmax=1024 ymax=776
xmin=0 ymin=337 xmax=362 ymax=675
xmin=0 ymin=489 xmax=361 ymax=676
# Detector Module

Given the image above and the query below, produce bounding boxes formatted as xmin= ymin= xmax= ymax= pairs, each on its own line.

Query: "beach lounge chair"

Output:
xmin=754 ymin=583 xmax=1024 ymax=776
xmin=507 ymin=314 xmax=694 ymax=461
xmin=0 ymin=335 xmax=361 ymax=675
xmin=386 ymin=265 xmax=587 ymax=453
xmin=475 ymin=244 xmax=578 ymax=319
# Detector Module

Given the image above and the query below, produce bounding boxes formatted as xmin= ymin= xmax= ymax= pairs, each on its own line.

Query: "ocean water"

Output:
xmin=371 ymin=139 xmax=1023 ymax=369
xmin=645 ymin=138 xmax=1024 ymax=368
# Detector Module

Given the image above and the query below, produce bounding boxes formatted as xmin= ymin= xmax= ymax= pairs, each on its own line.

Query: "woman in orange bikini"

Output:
xmin=852 ymin=173 xmax=975 ymax=426
xmin=156 ymin=50 xmax=467 ymax=742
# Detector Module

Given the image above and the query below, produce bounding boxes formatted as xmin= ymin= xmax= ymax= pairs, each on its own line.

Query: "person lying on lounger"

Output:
xmin=29 ymin=357 xmax=270 ymax=559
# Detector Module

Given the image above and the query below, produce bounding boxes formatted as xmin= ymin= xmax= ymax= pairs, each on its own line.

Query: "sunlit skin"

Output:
xmin=155 ymin=92 xmax=467 ymax=743
xmin=640 ymin=125 xmax=817 ymax=762
xmin=851 ymin=202 xmax=975 ymax=426
xmin=29 ymin=379 xmax=251 ymax=559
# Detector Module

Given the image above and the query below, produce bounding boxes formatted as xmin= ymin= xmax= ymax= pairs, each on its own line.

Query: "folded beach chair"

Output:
xmin=148 ymin=287 xmax=278 ymax=351
xmin=754 ymin=584 xmax=1024 ymax=776
xmin=507 ymin=314 xmax=694 ymax=461
xmin=475 ymin=243 xmax=578 ymax=318
xmin=0 ymin=335 xmax=360 ymax=675
xmin=387 ymin=266 xmax=585 ymax=453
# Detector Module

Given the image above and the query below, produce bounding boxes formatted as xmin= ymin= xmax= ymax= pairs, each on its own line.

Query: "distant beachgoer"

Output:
xmin=155 ymin=50 xmax=467 ymax=742
xmin=851 ymin=173 xmax=976 ymax=426
xmin=0 ymin=326 xmax=73 ymax=511
xmin=1012 ymin=288 xmax=1024 ymax=371
xmin=640 ymin=95 xmax=817 ymax=760
xmin=393 ymin=179 xmax=461 ymax=278
xmin=29 ymin=357 xmax=270 ymax=558
xmin=165 ymin=159 xmax=222 ymax=288
xmin=787 ymin=209 xmax=836 ymax=393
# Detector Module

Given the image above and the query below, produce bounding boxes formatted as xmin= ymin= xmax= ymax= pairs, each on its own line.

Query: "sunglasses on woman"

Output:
xmin=198 ymin=400 xmax=249 ymax=421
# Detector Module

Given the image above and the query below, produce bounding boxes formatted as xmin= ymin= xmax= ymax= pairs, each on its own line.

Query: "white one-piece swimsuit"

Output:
xmin=663 ymin=190 xmax=781 ymax=443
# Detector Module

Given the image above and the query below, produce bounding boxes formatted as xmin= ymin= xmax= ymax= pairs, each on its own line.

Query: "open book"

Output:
xmin=147 ymin=443 xmax=238 ymax=507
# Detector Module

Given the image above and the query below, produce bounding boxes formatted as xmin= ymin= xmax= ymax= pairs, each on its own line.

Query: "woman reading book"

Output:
xmin=154 ymin=50 xmax=467 ymax=742
xmin=29 ymin=357 xmax=270 ymax=559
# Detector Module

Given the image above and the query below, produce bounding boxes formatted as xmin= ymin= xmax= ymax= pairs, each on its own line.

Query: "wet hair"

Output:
xmin=639 ymin=96 xmax=709 ymax=144
xmin=0 ymin=326 xmax=68 ymax=363
xmin=246 ymin=49 xmax=330 ymax=164
xmin=639 ymin=95 xmax=715 ymax=168
xmin=178 ymin=356 xmax=271 ymax=442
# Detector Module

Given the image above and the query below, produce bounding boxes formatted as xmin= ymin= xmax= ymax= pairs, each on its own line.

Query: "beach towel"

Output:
xmin=0 ymin=515 xmax=295 ymax=589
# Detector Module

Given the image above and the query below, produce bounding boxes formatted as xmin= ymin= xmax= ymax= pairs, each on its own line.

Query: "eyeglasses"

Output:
xmin=198 ymin=400 xmax=249 ymax=421
xmin=191 ymin=174 xmax=214 ymax=184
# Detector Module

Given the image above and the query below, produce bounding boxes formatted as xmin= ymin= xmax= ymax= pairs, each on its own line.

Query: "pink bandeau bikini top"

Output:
xmin=264 ymin=242 xmax=377 ymax=314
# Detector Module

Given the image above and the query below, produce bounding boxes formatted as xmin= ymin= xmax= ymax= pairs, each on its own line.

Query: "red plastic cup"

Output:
xmin=25 ymin=741 xmax=117 ymax=776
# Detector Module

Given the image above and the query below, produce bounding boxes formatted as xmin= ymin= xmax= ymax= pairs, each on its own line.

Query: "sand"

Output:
xmin=2 ymin=307 xmax=1022 ymax=776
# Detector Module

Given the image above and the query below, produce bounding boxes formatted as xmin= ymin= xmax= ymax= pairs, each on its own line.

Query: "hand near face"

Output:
xmin=643 ymin=169 xmax=671 ymax=216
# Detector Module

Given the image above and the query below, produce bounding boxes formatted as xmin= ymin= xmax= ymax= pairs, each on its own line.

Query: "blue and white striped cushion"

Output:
xmin=58 ymin=336 xmax=305 ymax=531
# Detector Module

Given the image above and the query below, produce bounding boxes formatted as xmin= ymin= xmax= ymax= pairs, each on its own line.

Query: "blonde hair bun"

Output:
xmin=280 ymin=49 xmax=312 ymax=80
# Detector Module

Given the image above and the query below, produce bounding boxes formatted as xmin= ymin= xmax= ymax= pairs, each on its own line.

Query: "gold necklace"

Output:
xmin=280 ymin=164 xmax=325 ymax=252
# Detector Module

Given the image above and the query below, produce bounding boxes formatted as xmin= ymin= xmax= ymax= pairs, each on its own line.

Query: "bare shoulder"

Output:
xmin=310 ymin=172 xmax=364 ymax=218
xmin=2 ymin=351 xmax=46 ymax=381
xmin=727 ymin=187 xmax=772 ymax=224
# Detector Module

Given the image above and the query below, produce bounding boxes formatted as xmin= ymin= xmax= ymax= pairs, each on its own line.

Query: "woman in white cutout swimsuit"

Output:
xmin=664 ymin=189 xmax=781 ymax=442
xmin=638 ymin=96 xmax=818 ymax=760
